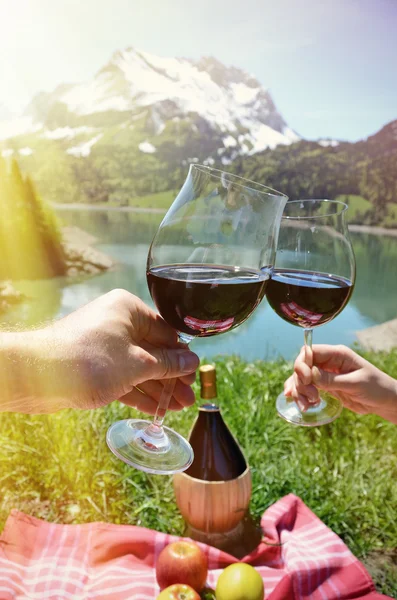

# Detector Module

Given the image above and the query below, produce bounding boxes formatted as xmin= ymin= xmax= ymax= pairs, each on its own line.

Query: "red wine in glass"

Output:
xmin=266 ymin=269 xmax=354 ymax=329
xmin=270 ymin=199 xmax=356 ymax=427
xmin=106 ymin=164 xmax=288 ymax=474
xmin=147 ymin=264 xmax=270 ymax=338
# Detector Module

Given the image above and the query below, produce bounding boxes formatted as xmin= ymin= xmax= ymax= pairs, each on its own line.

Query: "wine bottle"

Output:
xmin=184 ymin=365 xmax=247 ymax=481
xmin=173 ymin=365 xmax=252 ymax=540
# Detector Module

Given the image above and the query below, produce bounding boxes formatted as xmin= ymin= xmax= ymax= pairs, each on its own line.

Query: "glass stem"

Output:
xmin=153 ymin=378 xmax=177 ymax=428
xmin=139 ymin=379 xmax=176 ymax=452
xmin=141 ymin=334 xmax=193 ymax=450
xmin=304 ymin=328 xmax=313 ymax=370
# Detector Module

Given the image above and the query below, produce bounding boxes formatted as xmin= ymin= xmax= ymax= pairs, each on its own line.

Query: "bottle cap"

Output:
xmin=199 ymin=364 xmax=217 ymax=400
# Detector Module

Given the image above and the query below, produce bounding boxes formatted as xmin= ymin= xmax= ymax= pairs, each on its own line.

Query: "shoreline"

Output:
xmin=52 ymin=202 xmax=166 ymax=214
xmin=348 ymin=224 xmax=397 ymax=237
xmin=53 ymin=204 xmax=397 ymax=236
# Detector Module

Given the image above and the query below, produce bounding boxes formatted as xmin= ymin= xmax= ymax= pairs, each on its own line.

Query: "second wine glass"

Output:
xmin=107 ymin=164 xmax=287 ymax=474
xmin=266 ymin=199 xmax=356 ymax=426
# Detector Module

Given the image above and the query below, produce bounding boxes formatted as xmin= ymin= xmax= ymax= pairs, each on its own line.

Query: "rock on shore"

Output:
xmin=62 ymin=226 xmax=115 ymax=277
xmin=357 ymin=318 xmax=397 ymax=352
xmin=0 ymin=227 xmax=115 ymax=313
xmin=0 ymin=282 xmax=25 ymax=311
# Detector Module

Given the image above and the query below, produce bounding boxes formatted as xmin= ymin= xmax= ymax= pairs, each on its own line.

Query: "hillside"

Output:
xmin=0 ymin=47 xmax=395 ymax=224
xmin=234 ymin=119 xmax=397 ymax=226
xmin=0 ymin=48 xmax=298 ymax=205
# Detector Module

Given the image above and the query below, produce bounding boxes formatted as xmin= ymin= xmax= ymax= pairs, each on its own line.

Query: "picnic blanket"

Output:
xmin=0 ymin=493 xmax=391 ymax=599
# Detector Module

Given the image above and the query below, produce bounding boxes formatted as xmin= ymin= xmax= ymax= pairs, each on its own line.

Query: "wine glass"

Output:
xmin=266 ymin=199 xmax=356 ymax=426
xmin=107 ymin=164 xmax=287 ymax=474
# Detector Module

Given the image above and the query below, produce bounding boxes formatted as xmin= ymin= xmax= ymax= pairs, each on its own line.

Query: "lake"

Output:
xmin=4 ymin=208 xmax=397 ymax=362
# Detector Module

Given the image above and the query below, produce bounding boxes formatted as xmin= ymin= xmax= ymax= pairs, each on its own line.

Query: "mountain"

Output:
xmin=232 ymin=119 xmax=397 ymax=226
xmin=0 ymin=47 xmax=395 ymax=225
xmin=25 ymin=49 xmax=299 ymax=151
xmin=0 ymin=48 xmax=301 ymax=205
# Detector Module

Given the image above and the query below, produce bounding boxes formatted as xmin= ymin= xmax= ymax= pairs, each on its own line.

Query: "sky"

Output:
xmin=0 ymin=0 xmax=396 ymax=141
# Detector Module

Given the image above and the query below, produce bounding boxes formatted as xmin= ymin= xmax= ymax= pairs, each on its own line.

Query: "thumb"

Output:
xmin=146 ymin=347 xmax=200 ymax=380
xmin=312 ymin=366 xmax=354 ymax=391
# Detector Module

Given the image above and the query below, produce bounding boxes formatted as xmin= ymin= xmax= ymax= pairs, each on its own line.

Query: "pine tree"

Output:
xmin=0 ymin=159 xmax=66 ymax=279
xmin=24 ymin=176 xmax=66 ymax=275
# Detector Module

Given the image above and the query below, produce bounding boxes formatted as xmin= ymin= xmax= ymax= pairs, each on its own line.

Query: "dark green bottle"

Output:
xmin=185 ymin=365 xmax=247 ymax=481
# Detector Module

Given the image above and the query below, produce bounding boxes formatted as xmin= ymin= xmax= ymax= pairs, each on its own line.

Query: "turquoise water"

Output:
xmin=4 ymin=209 xmax=397 ymax=362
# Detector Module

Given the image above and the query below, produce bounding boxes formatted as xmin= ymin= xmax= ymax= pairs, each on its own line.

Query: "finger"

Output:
xmin=294 ymin=356 xmax=313 ymax=386
xmin=296 ymin=346 xmax=305 ymax=364
xmin=138 ymin=379 xmax=196 ymax=409
xmin=312 ymin=367 xmax=362 ymax=392
xmin=293 ymin=372 xmax=320 ymax=406
xmin=286 ymin=377 xmax=311 ymax=412
xmin=294 ymin=383 xmax=320 ymax=404
xmin=119 ymin=388 xmax=187 ymax=415
xmin=179 ymin=371 xmax=196 ymax=386
xmin=296 ymin=393 xmax=311 ymax=412
xmin=303 ymin=343 xmax=313 ymax=369
xmin=293 ymin=372 xmax=319 ymax=401
xmin=129 ymin=296 xmax=180 ymax=348
xmin=132 ymin=344 xmax=199 ymax=384
xmin=138 ymin=341 xmax=197 ymax=386
xmin=310 ymin=344 xmax=361 ymax=374
xmin=284 ymin=375 xmax=294 ymax=396
xmin=140 ymin=347 xmax=200 ymax=380
xmin=145 ymin=313 xmax=180 ymax=347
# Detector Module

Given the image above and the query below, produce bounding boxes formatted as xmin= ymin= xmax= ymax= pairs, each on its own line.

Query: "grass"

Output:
xmin=336 ymin=194 xmax=372 ymax=222
xmin=128 ymin=190 xmax=176 ymax=209
xmin=0 ymin=351 xmax=396 ymax=595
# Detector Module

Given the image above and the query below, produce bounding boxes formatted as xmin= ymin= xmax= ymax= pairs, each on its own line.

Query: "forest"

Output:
xmin=4 ymin=110 xmax=397 ymax=227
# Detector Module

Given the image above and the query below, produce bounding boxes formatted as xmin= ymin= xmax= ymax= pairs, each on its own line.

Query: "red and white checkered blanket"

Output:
xmin=0 ymin=494 xmax=391 ymax=599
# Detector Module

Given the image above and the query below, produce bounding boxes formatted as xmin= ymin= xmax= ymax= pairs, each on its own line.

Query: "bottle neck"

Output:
xmin=186 ymin=403 xmax=247 ymax=481
xmin=196 ymin=404 xmax=224 ymax=435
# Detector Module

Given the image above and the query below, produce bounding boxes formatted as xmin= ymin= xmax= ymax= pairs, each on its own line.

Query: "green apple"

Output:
xmin=216 ymin=563 xmax=264 ymax=600
xmin=156 ymin=584 xmax=200 ymax=600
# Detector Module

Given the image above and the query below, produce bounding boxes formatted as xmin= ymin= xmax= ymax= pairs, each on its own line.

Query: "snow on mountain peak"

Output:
xmin=318 ymin=138 xmax=339 ymax=147
xmin=0 ymin=47 xmax=300 ymax=156
xmin=48 ymin=47 xmax=298 ymax=150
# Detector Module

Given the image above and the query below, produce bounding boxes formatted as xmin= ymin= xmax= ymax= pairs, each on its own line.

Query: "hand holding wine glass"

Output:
xmin=266 ymin=199 xmax=356 ymax=426
xmin=107 ymin=164 xmax=287 ymax=473
xmin=284 ymin=344 xmax=397 ymax=424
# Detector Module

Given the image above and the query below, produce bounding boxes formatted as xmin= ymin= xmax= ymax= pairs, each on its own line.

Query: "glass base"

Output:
xmin=276 ymin=392 xmax=342 ymax=426
xmin=106 ymin=419 xmax=194 ymax=475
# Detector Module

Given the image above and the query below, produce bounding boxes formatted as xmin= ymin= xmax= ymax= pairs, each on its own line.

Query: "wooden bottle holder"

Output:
xmin=173 ymin=466 xmax=252 ymax=535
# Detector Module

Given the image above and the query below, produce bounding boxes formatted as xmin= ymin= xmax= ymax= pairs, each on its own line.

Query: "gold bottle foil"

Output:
xmin=199 ymin=364 xmax=217 ymax=400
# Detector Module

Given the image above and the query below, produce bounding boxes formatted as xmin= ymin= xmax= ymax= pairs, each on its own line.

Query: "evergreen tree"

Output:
xmin=0 ymin=159 xmax=66 ymax=279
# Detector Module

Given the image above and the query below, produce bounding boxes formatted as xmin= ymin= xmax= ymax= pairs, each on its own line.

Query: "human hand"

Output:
xmin=284 ymin=344 xmax=397 ymax=424
xmin=14 ymin=289 xmax=199 ymax=414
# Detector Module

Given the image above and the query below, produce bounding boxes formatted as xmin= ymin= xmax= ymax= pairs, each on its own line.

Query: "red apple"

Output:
xmin=156 ymin=541 xmax=208 ymax=592
xmin=157 ymin=584 xmax=201 ymax=600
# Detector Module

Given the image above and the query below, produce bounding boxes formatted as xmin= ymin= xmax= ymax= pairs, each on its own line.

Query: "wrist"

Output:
xmin=0 ymin=330 xmax=38 ymax=412
xmin=0 ymin=329 xmax=66 ymax=413
xmin=386 ymin=375 xmax=397 ymax=424
xmin=374 ymin=369 xmax=397 ymax=425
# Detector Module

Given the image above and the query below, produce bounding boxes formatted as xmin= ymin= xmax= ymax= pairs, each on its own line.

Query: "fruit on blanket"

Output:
xmin=156 ymin=541 xmax=208 ymax=591
xmin=200 ymin=587 xmax=216 ymax=600
xmin=215 ymin=563 xmax=264 ymax=600
xmin=156 ymin=584 xmax=201 ymax=600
